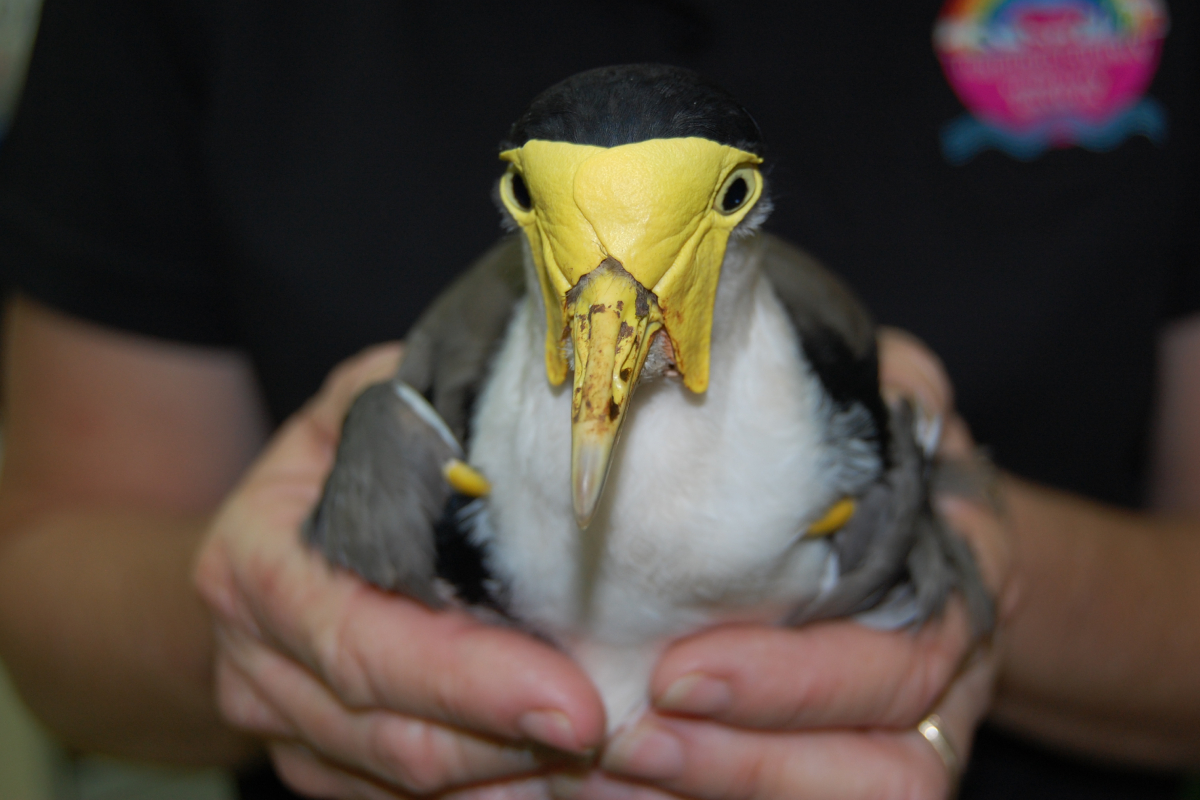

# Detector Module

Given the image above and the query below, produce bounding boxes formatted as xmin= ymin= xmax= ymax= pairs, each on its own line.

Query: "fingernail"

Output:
xmin=602 ymin=719 xmax=684 ymax=780
xmin=518 ymin=709 xmax=582 ymax=753
xmin=655 ymin=672 xmax=732 ymax=715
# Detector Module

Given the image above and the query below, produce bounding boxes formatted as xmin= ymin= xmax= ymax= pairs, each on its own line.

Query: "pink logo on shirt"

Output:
xmin=935 ymin=0 xmax=1169 ymax=162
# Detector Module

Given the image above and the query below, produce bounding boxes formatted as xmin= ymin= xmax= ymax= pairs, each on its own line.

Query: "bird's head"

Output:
xmin=496 ymin=65 xmax=770 ymax=528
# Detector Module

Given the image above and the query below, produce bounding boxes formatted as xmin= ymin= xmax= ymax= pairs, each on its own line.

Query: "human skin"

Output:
xmin=568 ymin=329 xmax=1014 ymax=800
xmin=193 ymin=327 xmax=1005 ymax=800
xmin=585 ymin=317 xmax=1200 ymax=799
xmin=0 ymin=297 xmax=267 ymax=766
xmin=1 ymin=295 xmax=1198 ymax=798
xmin=0 ymin=298 xmax=994 ymax=797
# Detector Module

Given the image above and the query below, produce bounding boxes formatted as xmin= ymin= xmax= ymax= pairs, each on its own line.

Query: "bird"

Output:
xmin=305 ymin=64 xmax=994 ymax=731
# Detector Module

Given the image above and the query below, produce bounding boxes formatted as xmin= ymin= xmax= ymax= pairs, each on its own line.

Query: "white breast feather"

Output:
xmin=468 ymin=257 xmax=855 ymax=730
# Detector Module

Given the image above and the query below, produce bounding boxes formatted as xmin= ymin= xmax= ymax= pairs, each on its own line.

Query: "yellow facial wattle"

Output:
xmin=499 ymin=137 xmax=763 ymax=393
xmin=497 ymin=136 xmax=764 ymax=527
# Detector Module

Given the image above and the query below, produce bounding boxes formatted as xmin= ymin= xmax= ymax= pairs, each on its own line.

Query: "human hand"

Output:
xmin=877 ymin=326 xmax=977 ymax=460
xmin=193 ymin=344 xmax=606 ymax=798
xmin=554 ymin=328 xmax=1015 ymax=800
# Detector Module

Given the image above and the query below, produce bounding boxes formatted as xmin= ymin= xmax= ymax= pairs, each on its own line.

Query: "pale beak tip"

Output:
xmin=573 ymin=505 xmax=597 ymax=531
xmin=571 ymin=438 xmax=611 ymax=530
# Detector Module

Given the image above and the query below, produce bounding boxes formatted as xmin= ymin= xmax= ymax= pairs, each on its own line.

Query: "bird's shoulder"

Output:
xmin=397 ymin=234 xmax=527 ymax=443
xmin=757 ymin=233 xmax=887 ymax=442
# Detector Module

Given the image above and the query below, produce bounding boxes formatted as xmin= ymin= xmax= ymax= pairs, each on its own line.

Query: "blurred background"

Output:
xmin=0 ymin=1 xmax=231 ymax=797
xmin=0 ymin=1 xmax=1193 ymax=798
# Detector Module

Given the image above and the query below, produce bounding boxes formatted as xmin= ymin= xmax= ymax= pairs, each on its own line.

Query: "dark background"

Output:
xmin=0 ymin=2 xmax=1196 ymax=797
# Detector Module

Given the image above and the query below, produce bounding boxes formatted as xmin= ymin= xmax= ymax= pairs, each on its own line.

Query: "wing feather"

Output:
xmin=761 ymin=235 xmax=994 ymax=636
xmin=305 ymin=235 xmax=526 ymax=603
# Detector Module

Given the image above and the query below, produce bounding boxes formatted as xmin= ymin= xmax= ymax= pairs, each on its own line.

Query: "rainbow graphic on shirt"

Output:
xmin=934 ymin=0 xmax=1169 ymax=163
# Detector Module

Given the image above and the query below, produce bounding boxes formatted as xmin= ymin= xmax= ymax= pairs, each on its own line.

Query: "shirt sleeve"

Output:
xmin=0 ymin=0 xmax=238 ymax=346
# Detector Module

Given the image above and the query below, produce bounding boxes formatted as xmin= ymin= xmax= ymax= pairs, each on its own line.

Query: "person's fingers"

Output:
xmin=195 ymin=341 xmax=601 ymax=795
xmin=549 ymin=771 xmax=679 ymax=800
xmin=592 ymin=714 xmax=953 ymax=800
xmin=937 ymin=413 xmax=976 ymax=460
xmin=273 ymin=741 xmax=559 ymax=800
xmin=229 ymin=557 xmax=604 ymax=753
xmin=193 ymin=343 xmax=405 ymax=637
xmin=937 ymin=490 xmax=1019 ymax=623
xmin=649 ymin=599 xmax=972 ymax=730
xmin=323 ymin=591 xmax=603 ymax=747
xmin=270 ymin=741 xmax=411 ymax=800
xmin=213 ymin=644 xmax=294 ymax=738
xmin=574 ymin=650 xmax=996 ymax=800
xmin=221 ymin=624 xmax=552 ymax=794
xmin=442 ymin=776 xmax=557 ymax=800
xmin=877 ymin=326 xmax=953 ymax=417
xmin=618 ymin=499 xmax=1006 ymax=800
xmin=927 ymin=641 xmax=996 ymax=767
xmin=194 ymin=346 xmax=607 ymax=755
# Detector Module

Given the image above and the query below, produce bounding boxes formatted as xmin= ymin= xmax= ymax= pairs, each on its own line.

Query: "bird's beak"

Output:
xmin=499 ymin=138 xmax=763 ymax=527
xmin=564 ymin=257 xmax=663 ymax=526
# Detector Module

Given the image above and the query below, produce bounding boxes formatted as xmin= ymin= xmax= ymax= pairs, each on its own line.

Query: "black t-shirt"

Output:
xmin=1 ymin=1 xmax=1196 ymax=798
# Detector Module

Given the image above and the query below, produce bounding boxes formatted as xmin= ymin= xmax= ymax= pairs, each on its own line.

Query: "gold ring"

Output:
xmin=917 ymin=713 xmax=960 ymax=785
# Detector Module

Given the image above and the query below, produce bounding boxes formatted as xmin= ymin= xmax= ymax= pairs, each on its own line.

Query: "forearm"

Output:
xmin=0 ymin=509 xmax=261 ymax=766
xmin=990 ymin=475 xmax=1200 ymax=766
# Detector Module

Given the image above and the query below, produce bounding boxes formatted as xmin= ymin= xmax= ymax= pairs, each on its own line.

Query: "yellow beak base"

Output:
xmin=567 ymin=258 xmax=663 ymax=528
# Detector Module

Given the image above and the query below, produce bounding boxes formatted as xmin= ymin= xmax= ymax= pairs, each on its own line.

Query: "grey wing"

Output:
xmin=923 ymin=452 xmax=1000 ymax=638
xmin=880 ymin=437 xmax=996 ymax=639
xmin=305 ymin=235 xmax=526 ymax=605
xmin=304 ymin=380 xmax=460 ymax=606
xmin=785 ymin=401 xmax=922 ymax=627
xmin=758 ymin=233 xmax=876 ymax=365
xmin=788 ymin=402 xmax=995 ymax=638
xmin=760 ymin=234 xmax=994 ymax=638
xmin=397 ymin=234 xmax=526 ymax=442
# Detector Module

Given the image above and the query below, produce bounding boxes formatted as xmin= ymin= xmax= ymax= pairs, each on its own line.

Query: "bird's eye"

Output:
xmin=722 ymin=178 xmax=748 ymax=211
xmin=715 ymin=167 xmax=757 ymax=215
xmin=507 ymin=171 xmax=533 ymax=212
